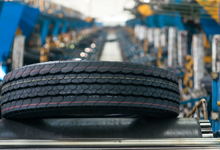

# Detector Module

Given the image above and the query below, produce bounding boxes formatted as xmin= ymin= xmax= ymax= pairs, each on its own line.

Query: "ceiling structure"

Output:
xmin=51 ymin=0 xmax=135 ymax=26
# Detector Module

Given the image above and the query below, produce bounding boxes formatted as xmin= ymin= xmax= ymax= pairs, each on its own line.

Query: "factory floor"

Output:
xmin=99 ymin=32 xmax=123 ymax=61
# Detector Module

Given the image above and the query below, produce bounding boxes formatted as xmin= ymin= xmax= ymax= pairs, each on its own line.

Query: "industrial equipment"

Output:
xmin=1 ymin=0 xmax=220 ymax=149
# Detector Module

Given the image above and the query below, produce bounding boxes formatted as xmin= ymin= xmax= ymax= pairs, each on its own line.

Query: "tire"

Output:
xmin=1 ymin=61 xmax=180 ymax=119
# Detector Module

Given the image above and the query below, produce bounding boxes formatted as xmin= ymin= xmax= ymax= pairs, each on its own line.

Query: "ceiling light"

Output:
xmin=0 ymin=66 xmax=6 ymax=80
xmin=74 ymin=58 xmax=82 ymax=61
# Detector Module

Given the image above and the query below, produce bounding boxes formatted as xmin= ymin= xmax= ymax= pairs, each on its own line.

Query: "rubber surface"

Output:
xmin=0 ymin=118 xmax=202 ymax=138
xmin=1 ymin=61 xmax=180 ymax=119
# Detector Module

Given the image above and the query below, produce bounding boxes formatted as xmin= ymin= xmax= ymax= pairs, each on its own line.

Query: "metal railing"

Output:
xmin=148 ymin=0 xmax=220 ymax=21
xmin=186 ymin=98 xmax=208 ymax=119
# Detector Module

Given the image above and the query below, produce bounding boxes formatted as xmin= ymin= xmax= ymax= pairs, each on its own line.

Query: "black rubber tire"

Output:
xmin=1 ymin=61 xmax=180 ymax=119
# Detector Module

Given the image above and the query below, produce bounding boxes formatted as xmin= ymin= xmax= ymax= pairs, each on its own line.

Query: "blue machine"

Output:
xmin=0 ymin=2 xmax=39 ymax=79
xmin=209 ymin=76 xmax=220 ymax=132
xmin=40 ymin=19 xmax=51 ymax=45
xmin=0 ymin=1 xmax=94 ymax=80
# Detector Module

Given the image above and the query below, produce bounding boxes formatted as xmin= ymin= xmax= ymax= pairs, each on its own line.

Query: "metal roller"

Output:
xmin=0 ymin=138 xmax=219 ymax=149
xmin=199 ymin=120 xmax=213 ymax=138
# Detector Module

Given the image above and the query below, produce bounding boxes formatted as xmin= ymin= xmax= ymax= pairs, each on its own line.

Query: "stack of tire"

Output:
xmin=116 ymin=28 xmax=156 ymax=64
xmin=23 ymin=30 xmax=107 ymax=66
xmin=1 ymin=61 xmax=180 ymax=119
xmin=116 ymin=29 xmax=140 ymax=61
xmin=56 ymin=30 xmax=107 ymax=61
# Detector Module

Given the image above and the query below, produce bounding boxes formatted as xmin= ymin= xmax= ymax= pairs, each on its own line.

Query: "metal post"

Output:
xmin=192 ymin=34 xmax=204 ymax=90
xmin=40 ymin=19 xmax=50 ymax=46
xmin=12 ymin=36 xmax=25 ymax=69
xmin=212 ymin=35 xmax=220 ymax=73
xmin=154 ymin=28 xmax=160 ymax=49
xmin=211 ymin=79 xmax=219 ymax=132
xmin=168 ymin=27 xmax=177 ymax=68
xmin=160 ymin=27 xmax=167 ymax=47
xmin=138 ymin=25 xmax=147 ymax=49
xmin=61 ymin=21 xmax=68 ymax=34
xmin=147 ymin=28 xmax=154 ymax=45
xmin=211 ymin=35 xmax=220 ymax=132
xmin=53 ymin=20 xmax=61 ymax=37
xmin=177 ymin=31 xmax=188 ymax=67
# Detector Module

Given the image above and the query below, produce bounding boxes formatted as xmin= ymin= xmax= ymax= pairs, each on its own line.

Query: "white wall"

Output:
xmin=51 ymin=0 xmax=135 ymax=26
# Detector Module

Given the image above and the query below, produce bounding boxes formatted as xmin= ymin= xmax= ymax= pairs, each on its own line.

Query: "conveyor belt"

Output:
xmin=0 ymin=118 xmax=210 ymax=139
xmin=0 ymin=118 xmax=214 ymax=149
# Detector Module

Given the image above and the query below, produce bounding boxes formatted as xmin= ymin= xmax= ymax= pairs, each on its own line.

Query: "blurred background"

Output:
xmin=0 ymin=0 xmax=220 ymax=131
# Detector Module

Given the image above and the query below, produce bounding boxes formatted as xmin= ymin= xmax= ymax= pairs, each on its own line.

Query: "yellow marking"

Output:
xmin=217 ymin=101 xmax=220 ymax=107
xmin=138 ymin=4 xmax=153 ymax=17
xmin=195 ymin=0 xmax=219 ymax=23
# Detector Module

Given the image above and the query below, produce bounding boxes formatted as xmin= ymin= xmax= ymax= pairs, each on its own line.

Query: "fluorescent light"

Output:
xmin=0 ymin=67 xmax=6 ymax=80
xmin=104 ymin=16 xmax=127 ymax=22
xmin=144 ymin=0 xmax=150 ymax=3
xmin=74 ymin=58 xmax=82 ymax=61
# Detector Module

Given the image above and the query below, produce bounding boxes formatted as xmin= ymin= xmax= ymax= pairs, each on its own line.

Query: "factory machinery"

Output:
xmin=0 ymin=0 xmax=220 ymax=149
xmin=120 ymin=0 xmax=220 ymax=133
xmin=0 ymin=0 xmax=106 ymax=77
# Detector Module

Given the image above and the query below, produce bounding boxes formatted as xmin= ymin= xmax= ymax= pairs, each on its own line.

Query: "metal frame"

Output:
xmin=192 ymin=34 xmax=205 ymax=90
xmin=147 ymin=28 xmax=154 ymax=44
xmin=53 ymin=20 xmax=61 ymax=37
xmin=186 ymin=98 xmax=208 ymax=119
xmin=40 ymin=19 xmax=50 ymax=45
xmin=154 ymin=28 xmax=161 ymax=48
xmin=211 ymin=35 xmax=220 ymax=132
xmin=177 ymin=30 xmax=187 ymax=67
xmin=0 ymin=138 xmax=220 ymax=148
xmin=61 ymin=21 xmax=68 ymax=33
xmin=167 ymin=27 xmax=177 ymax=67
